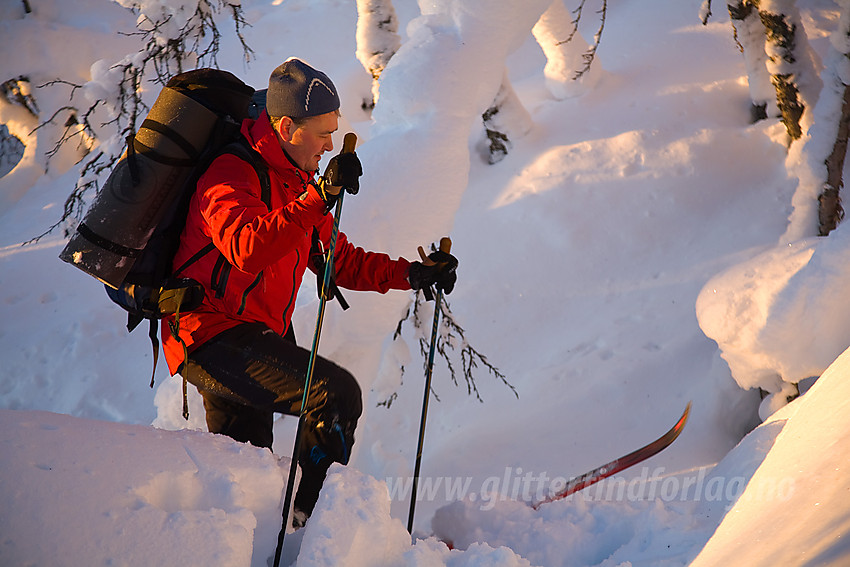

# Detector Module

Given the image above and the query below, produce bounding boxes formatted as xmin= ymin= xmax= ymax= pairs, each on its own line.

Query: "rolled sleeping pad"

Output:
xmin=59 ymin=86 xmax=219 ymax=289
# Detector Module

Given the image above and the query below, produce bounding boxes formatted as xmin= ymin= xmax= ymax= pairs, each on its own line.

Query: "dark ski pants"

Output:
xmin=182 ymin=322 xmax=362 ymax=516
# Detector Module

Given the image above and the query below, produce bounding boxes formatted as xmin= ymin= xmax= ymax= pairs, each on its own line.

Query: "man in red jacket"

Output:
xmin=161 ymin=58 xmax=457 ymax=523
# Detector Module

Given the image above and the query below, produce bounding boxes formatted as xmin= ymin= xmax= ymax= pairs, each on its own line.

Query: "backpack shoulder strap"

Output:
xmin=219 ymin=136 xmax=272 ymax=211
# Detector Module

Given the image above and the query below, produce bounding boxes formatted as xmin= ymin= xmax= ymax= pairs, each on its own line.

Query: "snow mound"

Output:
xmin=0 ymin=410 xmax=286 ymax=567
xmin=297 ymin=463 xmax=533 ymax=566
xmin=697 ymin=220 xmax=850 ymax=415
xmin=295 ymin=463 xmax=412 ymax=566
xmin=0 ymin=411 xmax=538 ymax=567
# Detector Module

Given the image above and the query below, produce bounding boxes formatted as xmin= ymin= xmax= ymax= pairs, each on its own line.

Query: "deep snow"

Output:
xmin=1 ymin=0 xmax=850 ymax=565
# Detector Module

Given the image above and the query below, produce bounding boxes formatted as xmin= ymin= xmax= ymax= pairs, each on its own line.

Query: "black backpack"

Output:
xmin=60 ymin=69 xmax=270 ymax=407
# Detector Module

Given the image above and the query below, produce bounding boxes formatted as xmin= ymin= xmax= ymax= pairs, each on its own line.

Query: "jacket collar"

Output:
xmin=241 ymin=111 xmax=316 ymax=183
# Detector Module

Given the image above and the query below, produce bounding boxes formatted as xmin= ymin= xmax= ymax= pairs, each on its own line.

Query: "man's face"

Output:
xmin=279 ymin=112 xmax=339 ymax=172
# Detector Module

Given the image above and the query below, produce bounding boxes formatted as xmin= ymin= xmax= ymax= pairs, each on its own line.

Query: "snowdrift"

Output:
xmin=0 ymin=410 xmax=286 ymax=566
xmin=697 ymin=219 xmax=850 ymax=418
xmin=2 ymin=346 xmax=849 ymax=566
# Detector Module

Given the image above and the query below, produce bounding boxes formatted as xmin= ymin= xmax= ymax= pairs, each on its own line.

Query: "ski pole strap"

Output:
xmin=167 ymin=307 xmax=192 ymax=420
xmin=310 ymin=227 xmax=350 ymax=310
xmin=148 ymin=320 xmax=159 ymax=388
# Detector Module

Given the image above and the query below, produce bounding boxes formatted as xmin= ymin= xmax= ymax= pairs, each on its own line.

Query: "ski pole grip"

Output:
xmin=342 ymin=132 xmax=357 ymax=154
xmin=417 ymin=237 xmax=452 ymax=266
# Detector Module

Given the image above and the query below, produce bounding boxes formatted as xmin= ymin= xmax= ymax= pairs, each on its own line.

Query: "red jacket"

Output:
xmin=162 ymin=112 xmax=412 ymax=374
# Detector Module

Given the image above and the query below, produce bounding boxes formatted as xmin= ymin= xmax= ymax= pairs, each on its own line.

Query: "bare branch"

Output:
xmin=573 ymin=0 xmax=607 ymax=80
xmin=555 ymin=0 xmax=586 ymax=47
xmin=387 ymin=291 xmax=517 ymax=407
xmin=551 ymin=0 xmax=607 ymax=81
xmin=28 ymin=0 xmax=254 ymax=243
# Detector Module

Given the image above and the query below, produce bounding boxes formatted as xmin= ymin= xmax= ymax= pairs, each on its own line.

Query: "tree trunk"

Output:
xmin=780 ymin=1 xmax=848 ymax=240
xmin=824 ymin=88 xmax=850 ymax=200
xmin=760 ymin=8 xmax=805 ymax=139
xmin=817 ymin=4 xmax=850 ymax=235
xmin=759 ymin=0 xmax=823 ymax=143
xmin=819 ymin=84 xmax=850 ymax=235
xmin=355 ymin=0 xmax=402 ymax=109
xmin=726 ymin=0 xmax=776 ymax=121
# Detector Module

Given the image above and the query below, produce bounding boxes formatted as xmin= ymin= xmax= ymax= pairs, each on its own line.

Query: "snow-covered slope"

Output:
xmin=689 ymin=346 xmax=850 ymax=567
xmin=2 ymin=349 xmax=849 ymax=566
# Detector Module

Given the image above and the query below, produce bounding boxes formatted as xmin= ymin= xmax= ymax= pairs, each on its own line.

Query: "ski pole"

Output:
xmin=407 ymin=237 xmax=452 ymax=535
xmin=273 ymin=132 xmax=357 ymax=567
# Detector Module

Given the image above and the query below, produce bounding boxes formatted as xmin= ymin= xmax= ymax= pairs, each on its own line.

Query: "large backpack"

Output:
xmin=60 ymin=69 xmax=270 ymax=406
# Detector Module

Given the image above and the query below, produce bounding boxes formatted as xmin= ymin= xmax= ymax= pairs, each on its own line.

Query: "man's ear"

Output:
xmin=276 ymin=116 xmax=296 ymax=143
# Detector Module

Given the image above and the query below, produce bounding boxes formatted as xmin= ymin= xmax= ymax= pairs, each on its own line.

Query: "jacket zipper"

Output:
xmin=237 ymin=271 xmax=263 ymax=315
xmin=280 ymin=249 xmax=301 ymax=325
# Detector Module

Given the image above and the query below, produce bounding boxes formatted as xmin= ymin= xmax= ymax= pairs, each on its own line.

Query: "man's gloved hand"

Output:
xmin=322 ymin=152 xmax=362 ymax=196
xmin=408 ymin=249 xmax=458 ymax=298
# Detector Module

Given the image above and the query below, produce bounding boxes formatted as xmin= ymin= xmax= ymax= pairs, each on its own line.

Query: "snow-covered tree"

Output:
xmin=704 ymin=0 xmax=850 ymax=240
xmin=532 ymin=0 xmax=606 ymax=100
xmin=814 ymin=1 xmax=850 ymax=236
xmin=0 ymin=77 xmax=34 ymax=177
xmin=479 ymin=0 xmax=608 ymax=164
xmin=722 ymin=0 xmax=778 ymax=121
xmin=706 ymin=0 xmax=820 ymax=140
xmin=355 ymin=0 xmax=402 ymax=108
xmin=699 ymin=0 xmax=850 ymax=413
xmin=759 ymin=0 xmax=821 ymax=141
xmin=779 ymin=0 xmax=850 ymax=239
xmin=0 ymin=124 xmax=24 ymax=178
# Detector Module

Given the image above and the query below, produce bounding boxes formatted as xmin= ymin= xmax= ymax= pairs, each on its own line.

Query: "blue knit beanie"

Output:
xmin=266 ymin=58 xmax=340 ymax=119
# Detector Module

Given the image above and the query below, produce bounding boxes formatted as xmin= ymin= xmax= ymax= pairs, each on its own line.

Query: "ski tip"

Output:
xmin=673 ymin=402 xmax=692 ymax=434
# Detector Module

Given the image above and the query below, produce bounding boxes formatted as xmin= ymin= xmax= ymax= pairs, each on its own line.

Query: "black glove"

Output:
xmin=408 ymin=250 xmax=458 ymax=299
xmin=322 ymin=152 xmax=362 ymax=196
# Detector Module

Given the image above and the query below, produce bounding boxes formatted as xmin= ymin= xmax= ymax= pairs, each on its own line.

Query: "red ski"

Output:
xmin=532 ymin=402 xmax=691 ymax=509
